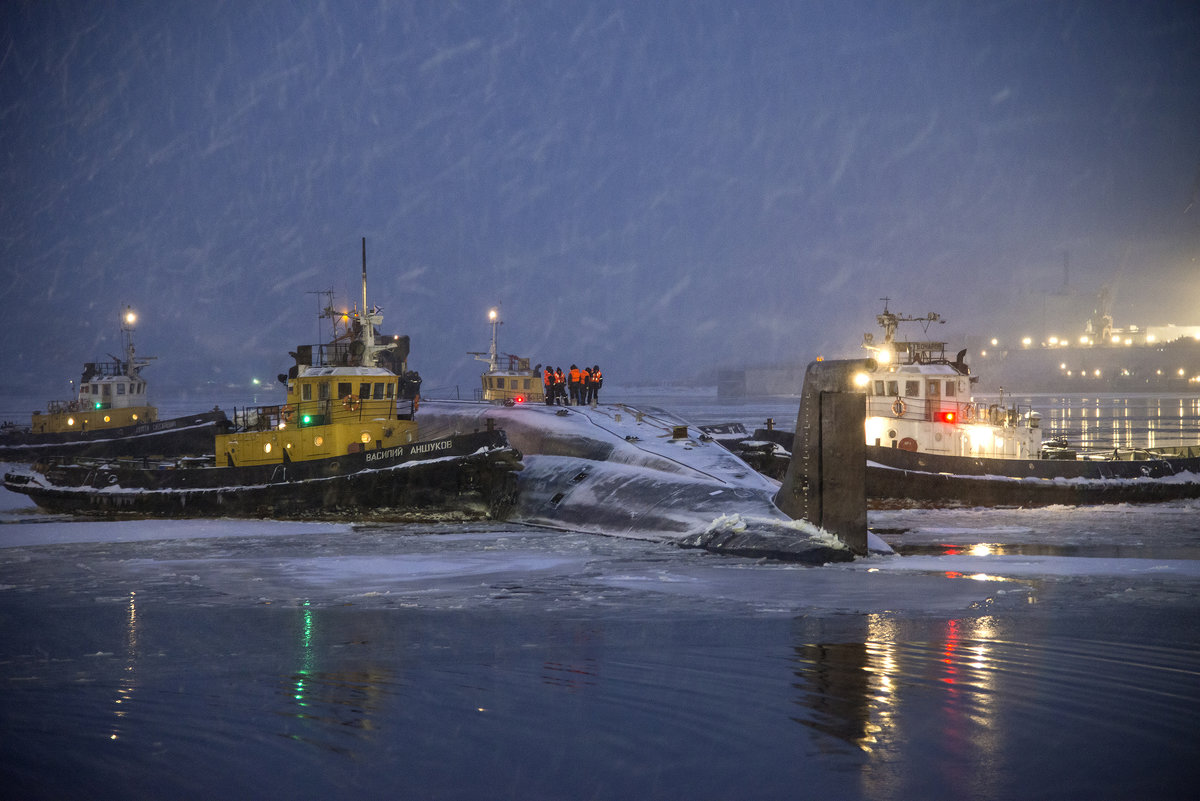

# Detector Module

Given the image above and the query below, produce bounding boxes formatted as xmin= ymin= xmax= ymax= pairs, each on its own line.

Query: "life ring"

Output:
xmin=898 ymin=437 xmax=918 ymax=452
xmin=342 ymin=395 xmax=360 ymax=412
xmin=281 ymin=404 xmax=295 ymax=422
xmin=891 ymin=398 xmax=907 ymax=417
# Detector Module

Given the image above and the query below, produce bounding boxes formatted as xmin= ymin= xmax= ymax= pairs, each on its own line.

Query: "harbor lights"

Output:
xmin=122 ymin=306 xmax=137 ymax=330
xmin=852 ymin=371 xmax=871 ymax=389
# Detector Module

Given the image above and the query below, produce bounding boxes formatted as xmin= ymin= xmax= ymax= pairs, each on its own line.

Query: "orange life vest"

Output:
xmin=569 ymin=368 xmax=581 ymax=383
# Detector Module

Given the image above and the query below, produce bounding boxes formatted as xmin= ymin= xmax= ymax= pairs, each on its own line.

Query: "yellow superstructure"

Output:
xmin=32 ymin=401 xmax=156 ymax=435
xmin=216 ymin=368 xmax=418 ymax=467
xmin=32 ymin=305 xmax=159 ymax=435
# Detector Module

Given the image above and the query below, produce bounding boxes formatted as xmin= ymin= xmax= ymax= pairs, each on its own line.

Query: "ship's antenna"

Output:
xmin=361 ymin=236 xmax=368 ymax=321
xmin=488 ymin=305 xmax=501 ymax=372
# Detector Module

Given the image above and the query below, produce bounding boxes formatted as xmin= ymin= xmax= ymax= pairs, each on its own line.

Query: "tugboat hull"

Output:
xmin=4 ymin=431 xmax=520 ymax=520
xmin=0 ymin=410 xmax=230 ymax=460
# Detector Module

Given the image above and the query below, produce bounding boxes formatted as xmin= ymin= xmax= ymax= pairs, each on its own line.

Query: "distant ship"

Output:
xmin=467 ymin=307 xmax=545 ymax=405
xmin=719 ymin=290 xmax=1200 ymax=398
xmin=971 ymin=288 xmax=1200 ymax=393
xmin=0 ymin=307 xmax=229 ymax=459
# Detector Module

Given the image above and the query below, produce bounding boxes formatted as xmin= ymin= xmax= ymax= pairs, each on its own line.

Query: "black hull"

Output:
xmin=864 ymin=443 xmax=1200 ymax=480
xmin=4 ymin=431 xmax=521 ymax=520
xmin=740 ymin=428 xmax=1200 ymax=507
xmin=867 ymin=463 xmax=1200 ymax=508
xmin=865 ymin=444 xmax=1200 ymax=507
xmin=0 ymin=410 xmax=230 ymax=460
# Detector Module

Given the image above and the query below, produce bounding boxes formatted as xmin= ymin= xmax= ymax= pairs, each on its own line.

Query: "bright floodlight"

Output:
xmin=488 ymin=307 xmax=498 ymax=321
xmin=124 ymin=309 xmax=137 ymax=325
xmin=852 ymin=372 xmax=870 ymax=388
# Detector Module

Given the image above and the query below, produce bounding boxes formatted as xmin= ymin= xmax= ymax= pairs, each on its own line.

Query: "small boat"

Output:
xmin=468 ymin=306 xmax=545 ymax=405
xmin=729 ymin=302 xmax=1200 ymax=507
xmin=0 ymin=307 xmax=229 ymax=460
xmin=3 ymin=241 xmax=521 ymax=520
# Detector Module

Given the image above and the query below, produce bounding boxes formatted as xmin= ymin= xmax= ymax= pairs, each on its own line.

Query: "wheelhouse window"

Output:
xmin=302 ymin=383 xmax=312 ymax=401
xmin=887 ymin=380 xmax=899 ymax=396
xmin=117 ymin=383 xmax=126 ymax=395
xmin=338 ymin=382 xmax=352 ymax=399
xmin=386 ymin=382 xmax=395 ymax=399
xmin=318 ymin=382 xmax=330 ymax=401
xmin=945 ymin=381 xmax=956 ymax=398
xmin=372 ymin=382 xmax=385 ymax=399
xmin=359 ymin=383 xmax=370 ymax=399
xmin=873 ymin=380 xmax=885 ymax=395
xmin=904 ymin=380 xmax=919 ymax=397
xmin=926 ymin=380 xmax=940 ymax=398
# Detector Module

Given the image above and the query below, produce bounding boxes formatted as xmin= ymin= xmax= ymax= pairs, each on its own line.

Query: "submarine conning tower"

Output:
xmin=775 ymin=358 xmax=876 ymax=556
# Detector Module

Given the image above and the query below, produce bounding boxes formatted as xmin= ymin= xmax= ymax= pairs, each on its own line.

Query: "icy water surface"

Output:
xmin=1 ymin=501 xmax=1199 ymax=800
xmin=2 ymin=391 xmax=1199 ymax=799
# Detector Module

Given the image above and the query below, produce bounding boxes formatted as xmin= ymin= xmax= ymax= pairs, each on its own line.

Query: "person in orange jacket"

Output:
xmin=581 ymin=366 xmax=593 ymax=404
xmin=543 ymin=365 xmax=555 ymax=405
xmin=554 ymin=367 xmax=566 ymax=405
xmin=568 ymin=365 xmax=582 ymax=405
xmin=590 ymin=365 xmax=603 ymax=404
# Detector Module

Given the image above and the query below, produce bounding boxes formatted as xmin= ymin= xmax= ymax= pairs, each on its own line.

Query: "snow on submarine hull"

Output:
xmin=419 ymin=399 xmax=891 ymax=564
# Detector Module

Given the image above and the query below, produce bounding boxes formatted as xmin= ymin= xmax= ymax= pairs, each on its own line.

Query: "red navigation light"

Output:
xmin=938 ymin=411 xmax=956 ymax=424
xmin=514 ymin=395 xmax=525 ymax=404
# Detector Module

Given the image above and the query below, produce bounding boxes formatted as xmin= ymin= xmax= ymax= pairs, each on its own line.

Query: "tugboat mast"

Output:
xmin=119 ymin=306 xmax=155 ymax=378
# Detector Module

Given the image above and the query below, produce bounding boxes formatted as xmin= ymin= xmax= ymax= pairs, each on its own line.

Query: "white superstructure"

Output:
xmin=860 ymin=303 xmax=1041 ymax=459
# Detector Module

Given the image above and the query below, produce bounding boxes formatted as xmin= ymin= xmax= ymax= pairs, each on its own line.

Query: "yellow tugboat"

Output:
xmin=468 ymin=306 xmax=545 ymax=405
xmin=31 ymin=307 xmax=157 ymax=435
xmin=4 ymin=240 xmax=521 ymax=519
xmin=1 ymin=308 xmax=228 ymax=459
xmin=216 ymin=251 xmax=423 ymax=468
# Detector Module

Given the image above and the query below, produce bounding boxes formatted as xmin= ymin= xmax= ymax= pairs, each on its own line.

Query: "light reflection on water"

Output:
xmin=3 ymin=599 xmax=1198 ymax=800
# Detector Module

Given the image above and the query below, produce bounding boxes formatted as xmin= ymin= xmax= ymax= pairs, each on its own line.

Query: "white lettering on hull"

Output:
xmin=364 ymin=438 xmax=454 ymax=463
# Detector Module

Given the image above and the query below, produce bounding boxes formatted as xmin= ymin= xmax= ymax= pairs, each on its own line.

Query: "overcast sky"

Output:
xmin=2 ymin=0 xmax=1197 ymax=397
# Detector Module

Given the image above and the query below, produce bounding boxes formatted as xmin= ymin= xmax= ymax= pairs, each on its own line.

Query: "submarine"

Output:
xmin=420 ymin=359 xmax=890 ymax=564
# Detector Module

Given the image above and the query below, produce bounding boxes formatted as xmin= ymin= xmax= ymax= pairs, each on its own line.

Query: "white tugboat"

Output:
xmin=736 ymin=301 xmax=1200 ymax=507
xmin=859 ymin=301 xmax=1042 ymax=459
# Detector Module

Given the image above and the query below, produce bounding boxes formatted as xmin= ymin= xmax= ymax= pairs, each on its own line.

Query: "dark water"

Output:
xmin=2 ymin=517 xmax=1199 ymax=801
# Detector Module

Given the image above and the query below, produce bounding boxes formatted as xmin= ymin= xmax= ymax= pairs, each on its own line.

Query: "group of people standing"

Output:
xmin=538 ymin=363 xmax=603 ymax=406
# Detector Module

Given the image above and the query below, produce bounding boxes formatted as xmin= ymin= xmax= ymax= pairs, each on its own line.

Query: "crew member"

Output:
xmin=554 ymin=367 xmax=566 ymax=405
xmin=581 ymin=366 xmax=593 ymax=404
xmin=590 ymin=365 xmax=602 ymax=404
xmin=543 ymin=365 xmax=555 ymax=405
xmin=568 ymin=364 xmax=581 ymax=405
